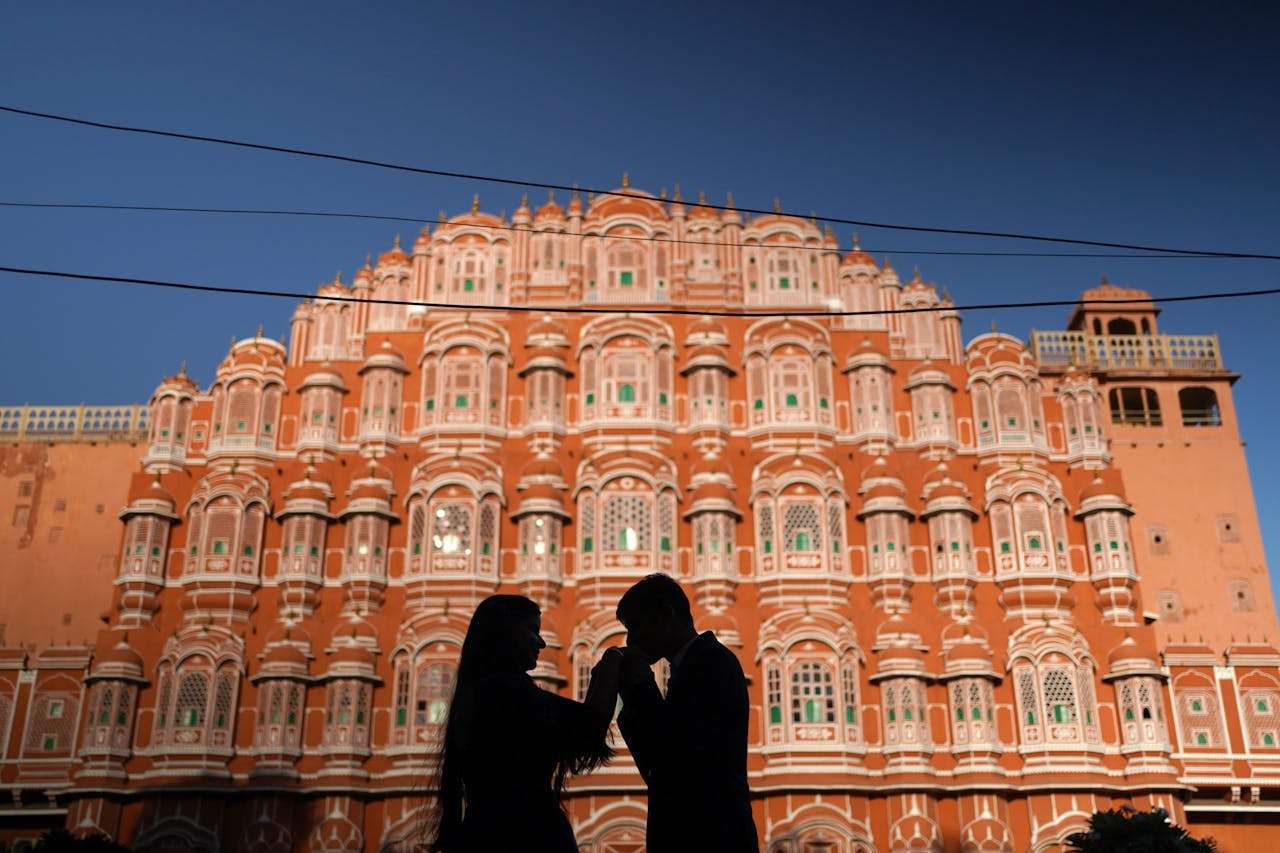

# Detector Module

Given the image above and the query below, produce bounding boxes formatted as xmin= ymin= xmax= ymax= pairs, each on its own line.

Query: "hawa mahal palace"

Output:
xmin=0 ymin=181 xmax=1275 ymax=851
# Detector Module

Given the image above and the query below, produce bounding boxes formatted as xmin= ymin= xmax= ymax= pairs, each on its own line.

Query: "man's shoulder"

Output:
xmin=685 ymin=633 xmax=746 ymax=679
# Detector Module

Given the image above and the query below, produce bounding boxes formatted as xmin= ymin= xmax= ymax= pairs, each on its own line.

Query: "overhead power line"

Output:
xmin=3 ymin=264 xmax=1277 ymax=318
xmin=0 ymin=200 xmax=1242 ymax=261
xmin=3 ymin=103 xmax=1277 ymax=261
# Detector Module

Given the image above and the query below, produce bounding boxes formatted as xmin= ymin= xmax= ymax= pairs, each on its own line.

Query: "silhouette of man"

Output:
xmin=613 ymin=573 xmax=758 ymax=851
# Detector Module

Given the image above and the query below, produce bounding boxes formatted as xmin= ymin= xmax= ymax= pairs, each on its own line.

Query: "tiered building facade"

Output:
xmin=1 ymin=183 xmax=1278 ymax=851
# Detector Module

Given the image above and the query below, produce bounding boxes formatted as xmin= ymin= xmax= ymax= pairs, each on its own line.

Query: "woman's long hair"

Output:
xmin=428 ymin=594 xmax=543 ymax=851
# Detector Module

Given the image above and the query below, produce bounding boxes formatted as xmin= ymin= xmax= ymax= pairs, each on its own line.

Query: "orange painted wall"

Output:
xmin=0 ymin=442 xmax=141 ymax=647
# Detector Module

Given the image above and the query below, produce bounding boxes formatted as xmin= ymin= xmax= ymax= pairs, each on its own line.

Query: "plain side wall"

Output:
xmin=0 ymin=442 xmax=141 ymax=647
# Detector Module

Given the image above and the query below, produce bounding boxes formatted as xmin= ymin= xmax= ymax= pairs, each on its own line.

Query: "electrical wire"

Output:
xmin=3 ymin=104 xmax=1277 ymax=261
xmin=0 ymin=200 xmax=1239 ymax=260
xmin=2 ymin=264 xmax=1277 ymax=318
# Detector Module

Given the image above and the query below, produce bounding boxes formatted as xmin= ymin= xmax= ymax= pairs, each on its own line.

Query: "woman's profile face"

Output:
xmin=516 ymin=612 xmax=546 ymax=672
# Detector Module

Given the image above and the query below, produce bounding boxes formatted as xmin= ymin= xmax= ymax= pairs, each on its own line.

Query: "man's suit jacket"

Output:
xmin=617 ymin=631 xmax=759 ymax=852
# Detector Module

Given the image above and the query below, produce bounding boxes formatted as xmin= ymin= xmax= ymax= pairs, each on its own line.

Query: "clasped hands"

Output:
xmin=591 ymin=645 xmax=654 ymax=694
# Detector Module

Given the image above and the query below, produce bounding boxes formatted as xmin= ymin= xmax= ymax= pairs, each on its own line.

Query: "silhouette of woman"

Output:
xmin=429 ymin=594 xmax=621 ymax=852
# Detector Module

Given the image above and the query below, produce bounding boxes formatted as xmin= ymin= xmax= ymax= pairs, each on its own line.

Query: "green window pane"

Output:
xmin=804 ymin=699 xmax=820 ymax=723
xmin=660 ymin=536 xmax=671 ymax=552
xmin=1124 ymin=708 xmax=1134 ymax=720
xmin=769 ymin=706 xmax=782 ymax=724
xmin=190 ymin=546 xmax=198 ymax=555
xmin=463 ymin=278 xmax=474 ymax=292
xmin=454 ymin=394 xmax=468 ymax=408
xmin=659 ymin=392 xmax=668 ymax=405
xmin=971 ymin=706 xmax=982 ymax=721
xmin=955 ymin=707 xmax=964 ymax=721
xmin=482 ymin=542 xmax=490 ymax=555
xmin=243 ymin=545 xmax=253 ymax=556
xmin=151 ymin=545 xmax=161 ymax=556
xmin=212 ymin=541 xmax=226 ymax=555
xmin=1026 ymin=711 xmax=1035 ymax=724
xmin=779 ymin=276 xmax=790 ymax=290
xmin=293 ymin=543 xmax=304 ymax=555
xmin=819 ymin=398 xmax=829 ymax=409
xmin=785 ymin=393 xmax=799 ymax=407
xmin=583 ymin=537 xmax=593 ymax=553
xmin=1109 ymin=540 xmax=1118 ymax=550
xmin=585 ymin=392 xmax=595 ymax=404
xmin=117 ymin=711 xmax=127 ymax=725
xmin=550 ymin=543 xmax=557 ymax=554
xmin=794 ymin=532 xmax=810 ymax=551
xmin=1191 ymin=699 xmax=1203 ymax=712
xmin=886 ymin=542 xmax=895 ymax=552
xmin=950 ymin=541 xmax=960 ymax=551
xmin=845 ymin=705 xmax=855 ymax=724
xmin=620 ymin=271 xmax=633 ymax=286
xmin=754 ymin=399 xmax=764 ymax=410
xmin=1196 ymin=732 xmax=1208 ymax=745
xmin=1000 ymin=542 xmax=1011 ymax=553
xmin=1028 ymin=536 xmax=1041 ymax=550
xmin=763 ymin=539 xmax=772 ymax=554
xmin=43 ymin=735 xmax=56 ymax=750
xmin=903 ymin=708 xmax=913 ymax=721
xmin=618 ymin=384 xmax=636 ymax=402
xmin=1053 ymin=704 xmax=1068 ymax=723
xmin=426 ymin=399 xmax=435 ymax=410
xmin=1266 ymin=733 xmax=1276 ymax=746
xmin=888 ymin=709 xmax=896 ymax=722
xmin=1259 ymin=700 xmax=1270 ymax=713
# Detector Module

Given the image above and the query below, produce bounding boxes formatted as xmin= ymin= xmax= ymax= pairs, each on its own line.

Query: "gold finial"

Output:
xmin=824 ymin=224 xmax=834 ymax=238
xmin=588 ymin=191 xmax=596 ymax=202
xmin=698 ymin=190 xmax=707 ymax=204
xmin=256 ymin=323 xmax=264 ymax=339
xmin=810 ymin=211 xmax=818 ymax=226
xmin=621 ymin=172 xmax=630 ymax=188
xmin=279 ymin=334 xmax=286 ymax=346
xmin=773 ymin=198 xmax=782 ymax=214
xmin=571 ymin=183 xmax=581 ymax=201
xmin=913 ymin=265 xmax=921 ymax=280
xmin=547 ymin=189 xmax=556 ymax=204
xmin=230 ymin=334 xmax=236 ymax=348
xmin=673 ymin=183 xmax=682 ymax=202
xmin=520 ymin=192 xmax=529 ymax=207
xmin=178 ymin=360 xmax=187 ymax=376
xmin=393 ymin=234 xmax=401 ymax=250
xmin=1100 ymin=274 xmax=1109 ymax=285
xmin=470 ymin=194 xmax=480 ymax=214
xmin=438 ymin=210 xmax=446 ymax=223
xmin=990 ymin=320 xmax=998 ymax=332
xmin=364 ymin=254 xmax=372 ymax=268
xmin=852 ymin=232 xmax=861 ymax=250
xmin=499 ymin=209 xmax=506 ymax=221
xmin=942 ymin=286 xmax=952 ymax=303
xmin=659 ymin=187 xmax=667 ymax=200
xmin=725 ymin=191 xmax=735 ymax=207
xmin=335 ymin=271 xmax=343 ymax=284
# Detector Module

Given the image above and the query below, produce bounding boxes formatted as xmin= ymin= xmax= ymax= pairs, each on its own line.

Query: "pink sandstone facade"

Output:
xmin=0 ymin=184 xmax=1276 ymax=851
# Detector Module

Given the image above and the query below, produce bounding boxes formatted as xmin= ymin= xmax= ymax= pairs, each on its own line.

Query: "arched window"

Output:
xmin=1109 ymin=387 xmax=1161 ymax=426
xmin=452 ymin=248 xmax=489 ymax=299
xmin=602 ymin=494 xmax=651 ymax=553
xmin=1179 ymin=386 xmax=1221 ymax=426
xmin=1176 ymin=687 xmax=1224 ymax=748
xmin=950 ymin=678 xmax=996 ymax=747
xmin=790 ymin=662 xmax=835 ymax=723
xmin=442 ymin=357 xmax=483 ymax=424
xmin=323 ymin=679 xmax=371 ymax=750
xmin=771 ymin=358 xmax=813 ymax=422
xmin=602 ymin=352 xmax=651 ymax=416
xmin=1107 ymin=318 xmax=1137 ymax=335
xmin=782 ymin=502 xmax=822 ymax=553
xmin=604 ymin=243 xmax=649 ymax=300
xmin=415 ymin=662 xmax=455 ymax=731
xmin=1242 ymin=688 xmax=1280 ymax=748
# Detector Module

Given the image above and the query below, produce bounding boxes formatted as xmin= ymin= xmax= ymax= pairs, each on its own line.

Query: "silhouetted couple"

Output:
xmin=430 ymin=574 xmax=758 ymax=852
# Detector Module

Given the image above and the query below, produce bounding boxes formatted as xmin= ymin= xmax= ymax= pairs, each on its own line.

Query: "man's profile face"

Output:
xmin=621 ymin=607 xmax=669 ymax=664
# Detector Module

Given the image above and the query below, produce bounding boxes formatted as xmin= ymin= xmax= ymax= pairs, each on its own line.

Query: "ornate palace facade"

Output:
xmin=1 ymin=183 xmax=1277 ymax=851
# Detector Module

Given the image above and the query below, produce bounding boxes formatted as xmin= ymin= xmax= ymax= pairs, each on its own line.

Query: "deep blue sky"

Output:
xmin=2 ymin=2 xmax=1278 ymax=591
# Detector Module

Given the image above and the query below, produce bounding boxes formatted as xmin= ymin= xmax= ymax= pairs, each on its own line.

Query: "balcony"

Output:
xmin=1031 ymin=332 xmax=1224 ymax=373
